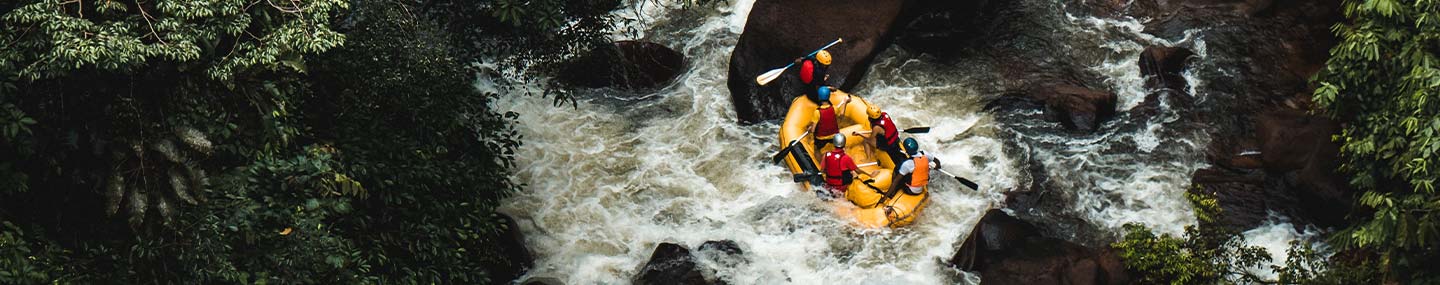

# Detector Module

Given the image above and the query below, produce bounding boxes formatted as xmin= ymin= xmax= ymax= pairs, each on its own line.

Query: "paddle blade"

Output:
xmin=792 ymin=173 xmax=812 ymax=183
xmin=902 ymin=127 xmax=930 ymax=134
xmin=755 ymin=66 xmax=788 ymax=85
xmin=955 ymin=176 xmax=980 ymax=191
xmin=771 ymin=143 xmax=794 ymax=164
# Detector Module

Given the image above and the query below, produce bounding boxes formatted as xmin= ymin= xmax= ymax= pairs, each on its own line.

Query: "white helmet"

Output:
xmin=833 ymin=134 xmax=846 ymax=148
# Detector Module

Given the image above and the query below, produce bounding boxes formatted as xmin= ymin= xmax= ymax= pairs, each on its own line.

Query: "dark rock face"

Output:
xmin=489 ymin=214 xmax=535 ymax=284
xmin=1036 ymin=85 xmax=1118 ymax=132
xmin=1255 ymin=109 xmax=1350 ymax=225
xmin=896 ymin=0 xmax=1003 ymax=55
xmin=1139 ymin=46 xmax=1194 ymax=95
xmin=634 ymin=243 xmax=709 ymax=285
xmin=727 ymin=0 xmax=912 ymax=124
xmin=1188 ymin=108 xmax=1352 ymax=229
xmin=950 ymin=210 xmax=1131 ymax=285
xmin=558 ymin=41 xmax=686 ymax=90
xmin=698 ymin=240 xmax=744 ymax=256
xmin=1191 ymin=168 xmax=1294 ymax=229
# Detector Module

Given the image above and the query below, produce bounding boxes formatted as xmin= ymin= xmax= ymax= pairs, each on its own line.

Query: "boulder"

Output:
xmin=1036 ymin=85 xmax=1117 ymax=132
xmin=1255 ymin=109 xmax=1351 ymax=226
xmin=1191 ymin=168 xmax=1288 ymax=230
xmin=698 ymin=240 xmax=744 ymax=256
xmin=488 ymin=214 xmax=534 ymax=284
xmin=895 ymin=0 xmax=1004 ymax=56
xmin=634 ymin=243 xmax=710 ymax=285
xmin=1139 ymin=46 xmax=1194 ymax=95
xmin=726 ymin=0 xmax=911 ymax=124
xmin=950 ymin=210 xmax=1131 ymax=285
xmin=558 ymin=41 xmax=685 ymax=90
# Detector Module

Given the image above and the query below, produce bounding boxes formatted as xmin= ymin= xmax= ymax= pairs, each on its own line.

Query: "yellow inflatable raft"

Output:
xmin=777 ymin=91 xmax=930 ymax=228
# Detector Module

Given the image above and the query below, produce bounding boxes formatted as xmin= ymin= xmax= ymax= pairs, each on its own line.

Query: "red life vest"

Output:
xmin=816 ymin=105 xmax=838 ymax=138
xmin=823 ymin=149 xmax=855 ymax=187
xmin=871 ymin=112 xmax=898 ymax=146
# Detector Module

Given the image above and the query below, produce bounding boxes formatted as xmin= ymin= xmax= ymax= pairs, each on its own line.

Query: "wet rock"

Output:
xmin=896 ymin=0 xmax=1006 ymax=56
xmin=950 ymin=210 xmax=1130 ymax=285
xmin=1139 ymin=46 xmax=1194 ymax=95
xmin=1204 ymin=136 xmax=1265 ymax=170
xmin=698 ymin=240 xmax=748 ymax=269
xmin=1036 ymin=85 xmax=1117 ymax=132
xmin=634 ymin=243 xmax=710 ymax=285
xmin=727 ymin=0 xmax=910 ymax=124
xmin=698 ymin=240 xmax=744 ymax=256
xmin=1255 ymin=109 xmax=1351 ymax=226
xmin=488 ymin=214 xmax=534 ymax=284
xmin=1191 ymin=168 xmax=1286 ymax=230
xmin=558 ymin=40 xmax=685 ymax=90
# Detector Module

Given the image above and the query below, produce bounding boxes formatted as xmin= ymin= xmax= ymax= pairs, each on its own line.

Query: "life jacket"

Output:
xmin=823 ymin=149 xmax=854 ymax=187
xmin=909 ymin=155 xmax=930 ymax=188
xmin=871 ymin=112 xmax=898 ymax=146
xmin=816 ymin=105 xmax=839 ymax=138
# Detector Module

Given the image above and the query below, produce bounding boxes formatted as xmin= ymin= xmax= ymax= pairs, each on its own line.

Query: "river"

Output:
xmin=492 ymin=0 xmax=1316 ymax=283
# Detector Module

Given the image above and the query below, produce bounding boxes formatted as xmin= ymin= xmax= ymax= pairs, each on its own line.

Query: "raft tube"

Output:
xmin=777 ymin=92 xmax=930 ymax=228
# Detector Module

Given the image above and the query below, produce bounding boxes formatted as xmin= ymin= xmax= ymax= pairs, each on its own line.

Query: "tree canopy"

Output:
xmin=0 ymin=0 xmax=623 ymax=283
xmin=1312 ymin=0 xmax=1440 ymax=280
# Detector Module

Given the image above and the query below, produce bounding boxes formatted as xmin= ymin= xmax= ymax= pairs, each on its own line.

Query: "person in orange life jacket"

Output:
xmin=855 ymin=103 xmax=907 ymax=164
xmin=807 ymin=86 xmax=841 ymax=153
xmin=821 ymin=135 xmax=862 ymax=198
xmin=796 ymin=50 xmax=832 ymax=103
xmin=895 ymin=138 xmax=941 ymax=195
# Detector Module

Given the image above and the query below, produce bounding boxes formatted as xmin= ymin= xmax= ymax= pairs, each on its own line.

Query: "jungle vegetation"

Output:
xmin=1117 ymin=0 xmax=1440 ymax=283
xmin=0 ymin=0 xmax=623 ymax=283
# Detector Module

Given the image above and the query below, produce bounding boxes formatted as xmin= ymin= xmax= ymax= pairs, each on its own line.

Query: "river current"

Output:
xmin=491 ymin=1 xmax=1317 ymax=283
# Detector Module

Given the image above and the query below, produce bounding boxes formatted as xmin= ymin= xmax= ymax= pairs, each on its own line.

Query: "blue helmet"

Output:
xmin=817 ymin=86 xmax=831 ymax=102
xmin=903 ymin=138 xmax=919 ymax=155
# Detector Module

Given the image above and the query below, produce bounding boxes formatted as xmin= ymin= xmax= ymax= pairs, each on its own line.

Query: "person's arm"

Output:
xmin=897 ymin=160 xmax=915 ymax=176
xmin=806 ymin=110 xmax=817 ymax=134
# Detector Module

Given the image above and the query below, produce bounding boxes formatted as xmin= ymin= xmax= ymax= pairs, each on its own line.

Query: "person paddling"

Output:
xmin=858 ymin=103 xmax=907 ymax=164
xmin=895 ymin=138 xmax=942 ymax=195
xmin=807 ymin=86 xmax=841 ymax=153
xmin=821 ymin=135 xmax=862 ymax=198
xmin=796 ymin=50 xmax=832 ymax=102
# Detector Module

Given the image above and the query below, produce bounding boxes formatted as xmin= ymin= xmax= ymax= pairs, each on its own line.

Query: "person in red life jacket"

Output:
xmin=807 ymin=86 xmax=841 ymax=152
xmin=858 ymin=103 xmax=907 ymax=164
xmin=796 ymin=50 xmax=832 ymax=103
xmin=895 ymin=138 xmax=941 ymax=195
xmin=821 ymin=135 xmax=862 ymax=198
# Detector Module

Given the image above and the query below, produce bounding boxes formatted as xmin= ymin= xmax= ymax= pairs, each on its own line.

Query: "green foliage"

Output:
xmin=1311 ymin=0 xmax=1440 ymax=279
xmin=1114 ymin=189 xmax=1387 ymax=284
xmin=0 ymin=0 xmax=598 ymax=281
xmin=1113 ymin=192 xmax=1273 ymax=284
xmin=304 ymin=1 xmax=525 ymax=281
xmin=0 ymin=221 xmax=70 ymax=283
xmin=1 ymin=0 xmax=346 ymax=81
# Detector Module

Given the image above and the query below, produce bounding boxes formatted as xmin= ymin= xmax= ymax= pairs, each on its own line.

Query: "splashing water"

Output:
xmin=1239 ymin=213 xmax=1327 ymax=281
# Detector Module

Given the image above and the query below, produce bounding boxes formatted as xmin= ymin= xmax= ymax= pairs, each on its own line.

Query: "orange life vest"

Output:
xmin=909 ymin=155 xmax=930 ymax=188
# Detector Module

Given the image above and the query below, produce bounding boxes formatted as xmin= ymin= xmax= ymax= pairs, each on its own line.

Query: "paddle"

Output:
xmin=755 ymin=38 xmax=844 ymax=86
xmin=771 ymin=130 xmax=811 ymax=164
xmin=902 ymin=127 xmax=930 ymax=134
xmin=938 ymin=169 xmax=980 ymax=191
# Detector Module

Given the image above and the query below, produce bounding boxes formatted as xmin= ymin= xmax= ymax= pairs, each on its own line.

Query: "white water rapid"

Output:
xmin=491 ymin=0 xmax=1323 ymax=283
